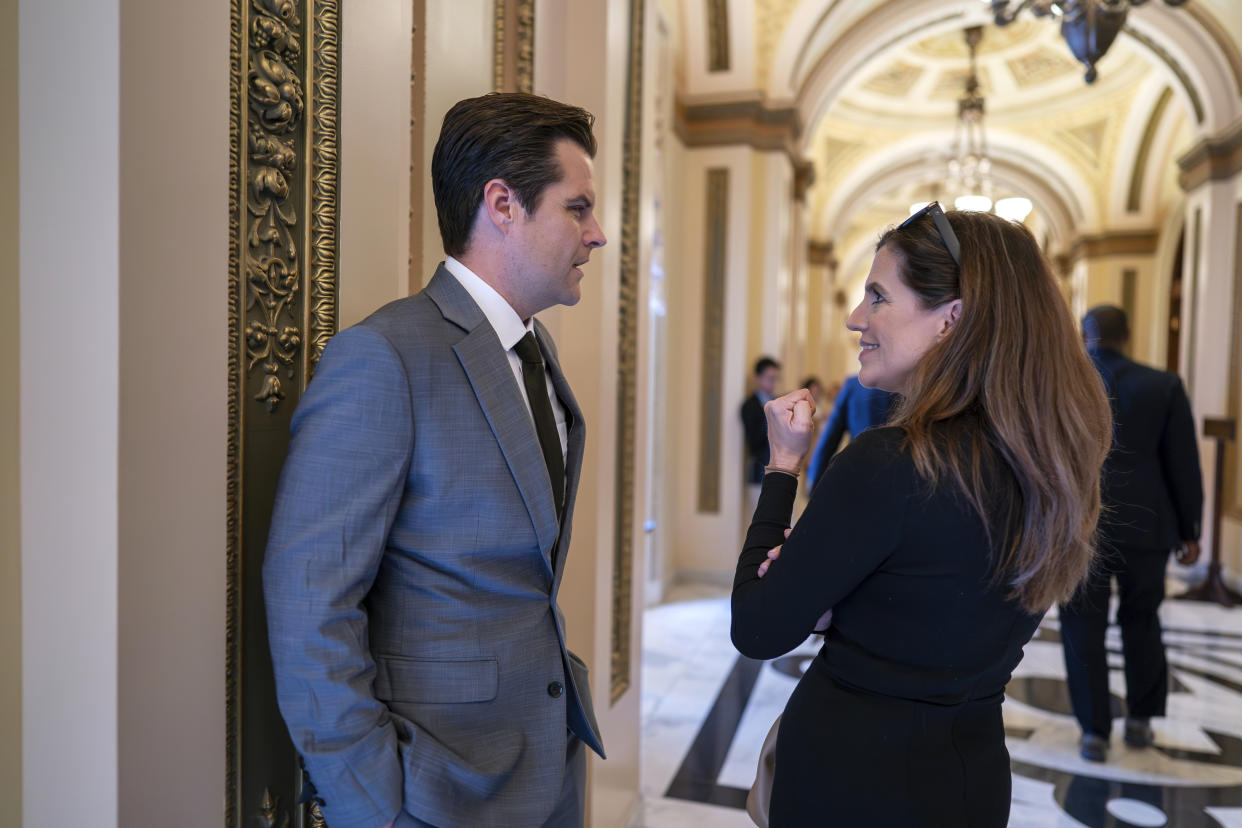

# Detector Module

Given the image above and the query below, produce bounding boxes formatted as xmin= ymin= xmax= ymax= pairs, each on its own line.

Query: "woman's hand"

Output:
xmin=757 ymin=529 xmax=833 ymax=630
xmin=756 ymin=529 xmax=792 ymax=578
xmin=764 ymin=388 xmax=817 ymax=469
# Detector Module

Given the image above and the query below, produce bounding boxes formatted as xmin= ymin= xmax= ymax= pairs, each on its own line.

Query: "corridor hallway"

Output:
xmin=635 ymin=583 xmax=1242 ymax=827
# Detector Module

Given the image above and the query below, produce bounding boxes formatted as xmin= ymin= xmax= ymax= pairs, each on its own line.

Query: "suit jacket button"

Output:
xmin=547 ymin=681 xmax=564 ymax=698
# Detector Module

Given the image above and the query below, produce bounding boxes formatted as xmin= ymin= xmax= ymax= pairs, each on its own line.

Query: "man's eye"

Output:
xmin=569 ymin=205 xmax=585 ymax=217
xmin=870 ymin=292 xmax=885 ymax=305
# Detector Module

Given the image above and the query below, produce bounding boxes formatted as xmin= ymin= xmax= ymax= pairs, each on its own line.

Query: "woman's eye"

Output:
xmin=870 ymin=292 xmax=885 ymax=305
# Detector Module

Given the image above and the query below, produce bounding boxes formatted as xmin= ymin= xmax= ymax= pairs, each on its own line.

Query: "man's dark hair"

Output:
xmin=1083 ymin=305 xmax=1129 ymax=349
xmin=431 ymin=92 xmax=597 ymax=257
xmin=754 ymin=356 xmax=781 ymax=376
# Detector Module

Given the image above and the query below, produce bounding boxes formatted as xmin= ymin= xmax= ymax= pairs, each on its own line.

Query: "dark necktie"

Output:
xmin=514 ymin=332 xmax=565 ymax=522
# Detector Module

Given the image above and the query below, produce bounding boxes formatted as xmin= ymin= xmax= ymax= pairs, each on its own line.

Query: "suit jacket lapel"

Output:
xmin=427 ymin=268 xmax=562 ymax=562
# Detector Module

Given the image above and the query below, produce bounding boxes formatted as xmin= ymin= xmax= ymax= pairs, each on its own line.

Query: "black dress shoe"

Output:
xmin=1080 ymin=733 xmax=1108 ymax=762
xmin=1124 ymin=717 xmax=1154 ymax=748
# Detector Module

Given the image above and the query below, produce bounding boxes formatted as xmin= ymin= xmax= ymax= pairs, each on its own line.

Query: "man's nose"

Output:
xmin=584 ymin=216 xmax=606 ymax=248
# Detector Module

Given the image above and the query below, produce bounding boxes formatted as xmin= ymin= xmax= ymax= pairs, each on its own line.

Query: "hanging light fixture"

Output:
xmin=987 ymin=0 xmax=1189 ymax=84
xmin=938 ymin=27 xmax=1035 ymax=223
xmin=948 ymin=26 xmax=993 ymax=213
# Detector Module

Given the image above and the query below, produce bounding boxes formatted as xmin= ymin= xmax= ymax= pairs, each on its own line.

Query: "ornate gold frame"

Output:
xmin=697 ymin=169 xmax=729 ymax=515
xmin=706 ymin=0 xmax=729 ymax=72
xmin=493 ymin=0 xmax=535 ymax=93
xmin=1226 ymin=203 xmax=1242 ymax=520
xmin=611 ymin=0 xmax=646 ymax=704
xmin=228 ymin=0 xmax=339 ymax=824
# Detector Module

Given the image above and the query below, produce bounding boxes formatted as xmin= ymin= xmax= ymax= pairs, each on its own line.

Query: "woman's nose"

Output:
xmin=846 ymin=301 xmax=866 ymax=332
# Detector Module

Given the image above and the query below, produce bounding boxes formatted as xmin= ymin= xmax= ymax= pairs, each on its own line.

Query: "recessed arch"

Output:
xmin=813 ymin=130 xmax=1092 ymax=250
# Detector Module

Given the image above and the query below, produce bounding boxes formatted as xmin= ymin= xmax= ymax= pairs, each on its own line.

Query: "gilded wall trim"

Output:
xmin=1225 ymin=203 xmax=1242 ymax=520
xmin=1127 ymin=87 xmax=1173 ymax=213
xmin=308 ymin=0 xmax=341 ymax=371
xmin=229 ymin=0 xmax=340 ymax=824
xmin=611 ymin=0 xmax=646 ymax=706
xmin=1178 ymin=117 xmax=1242 ymax=192
xmin=226 ymin=2 xmax=244 ymax=816
xmin=493 ymin=0 xmax=535 ymax=94
xmin=697 ymin=168 xmax=729 ymax=515
xmin=706 ymin=0 xmax=730 ymax=72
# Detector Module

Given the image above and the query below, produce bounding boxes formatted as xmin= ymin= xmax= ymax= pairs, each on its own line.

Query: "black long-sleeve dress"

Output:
xmin=732 ymin=425 xmax=1042 ymax=827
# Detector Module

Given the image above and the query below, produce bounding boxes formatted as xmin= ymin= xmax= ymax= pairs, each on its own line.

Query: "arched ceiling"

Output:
xmin=681 ymin=0 xmax=1238 ymax=293
xmin=806 ymin=15 xmax=1176 ymax=253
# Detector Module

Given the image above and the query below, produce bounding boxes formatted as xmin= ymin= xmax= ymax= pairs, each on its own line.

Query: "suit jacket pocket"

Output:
xmin=374 ymin=655 xmax=499 ymax=704
xmin=566 ymin=650 xmax=602 ymax=748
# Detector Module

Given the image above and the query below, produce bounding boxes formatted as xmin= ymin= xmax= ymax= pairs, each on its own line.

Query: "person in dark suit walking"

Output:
xmin=805 ymin=375 xmax=897 ymax=488
xmin=1060 ymin=304 xmax=1203 ymax=763
xmin=263 ymin=93 xmax=607 ymax=828
xmin=741 ymin=357 xmax=781 ymax=513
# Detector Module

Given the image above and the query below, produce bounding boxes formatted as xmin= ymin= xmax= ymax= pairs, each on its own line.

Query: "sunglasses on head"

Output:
xmin=899 ymin=201 xmax=961 ymax=267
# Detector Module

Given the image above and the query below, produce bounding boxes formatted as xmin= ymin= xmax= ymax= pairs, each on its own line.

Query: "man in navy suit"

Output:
xmin=805 ymin=375 xmax=896 ymax=488
xmin=264 ymin=93 xmax=607 ymax=828
xmin=1060 ymin=305 xmax=1203 ymax=763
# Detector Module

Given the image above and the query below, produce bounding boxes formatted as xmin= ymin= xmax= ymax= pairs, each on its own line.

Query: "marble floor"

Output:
xmin=631 ymin=580 xmax=1242 ymax=827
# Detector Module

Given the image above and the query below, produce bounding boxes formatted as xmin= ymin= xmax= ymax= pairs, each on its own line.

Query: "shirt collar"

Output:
xmin=443 ymin=256 xmax=533 ymax=350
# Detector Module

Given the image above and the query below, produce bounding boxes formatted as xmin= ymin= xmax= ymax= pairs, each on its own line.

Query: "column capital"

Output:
xmin=1178 ymin=117 xmax=1242 ymax=191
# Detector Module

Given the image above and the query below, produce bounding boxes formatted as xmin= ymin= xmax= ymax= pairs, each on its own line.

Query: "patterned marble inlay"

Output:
xmin=635 ymin=578 xmax=1242 ymax=827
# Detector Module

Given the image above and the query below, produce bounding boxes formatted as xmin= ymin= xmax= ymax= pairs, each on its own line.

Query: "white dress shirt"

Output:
xmin=443 ymin=256 xmax=568 ymax=461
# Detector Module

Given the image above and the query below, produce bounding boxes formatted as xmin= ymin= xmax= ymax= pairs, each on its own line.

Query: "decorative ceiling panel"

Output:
xmin=861 ymin=60 xmax=924 ymax=97
xmin=1007 ymin=48 xmax=1081 ymax=87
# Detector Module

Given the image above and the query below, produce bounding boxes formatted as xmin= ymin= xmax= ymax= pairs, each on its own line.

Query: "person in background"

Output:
xmin=805 ymin=375 xmax=898 ymax=488
xmin=1059 ymin=304 xmax=1203 ymax=763
xmin=731 ymin=204 xmax=1112 ymax=826
xmin=741 ymin=356 xmax=782 ymax=514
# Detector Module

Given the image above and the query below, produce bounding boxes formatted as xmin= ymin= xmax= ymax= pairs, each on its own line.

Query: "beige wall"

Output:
xmin=21 ymin=0 xmax=424 ymax=822
xmin=1182 ymin=175 xmax=1242 ymax=585
xmin=418 ymin=0 xmax=494 ymax=284
xmin=670 ymin=146 xmax=753 ymax=581
xmin=115 ymin=1 xmax=228 ymax=824
xmin=1 ymin=0 xmax=21 ymax=818
xmin=339 ymin=0 xmax=414 ymax=326
xmin=20 ymin=1 xmax=121 ymax=824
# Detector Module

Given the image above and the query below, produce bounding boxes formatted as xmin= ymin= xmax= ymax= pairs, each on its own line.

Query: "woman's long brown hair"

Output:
xmin=879 ymin=210 xmax=1112 ymax=614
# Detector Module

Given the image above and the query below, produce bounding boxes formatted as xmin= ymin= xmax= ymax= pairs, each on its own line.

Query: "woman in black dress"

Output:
xmin=732 ymin=205 xmax=1113 ymax=827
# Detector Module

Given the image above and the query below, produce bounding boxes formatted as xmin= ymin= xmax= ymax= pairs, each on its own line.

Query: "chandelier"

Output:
xmin=922 ymin=26 xmax=1032 ymax=222
xmin=948 ymin=27 xmax=994 ymax=212
xmin=988 ymin=0 xmax=1189 ymax=84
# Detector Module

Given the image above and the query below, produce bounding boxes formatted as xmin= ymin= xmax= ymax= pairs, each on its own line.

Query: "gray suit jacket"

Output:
xmin=263 ymin=266 xmax=604 ymax=828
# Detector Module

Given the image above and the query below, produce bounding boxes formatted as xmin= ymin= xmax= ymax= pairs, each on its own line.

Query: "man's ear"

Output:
xmin=482 ymin=178 xmax=516 ymax=233
xmin=939 ymin=299 xmax=962 ymax=337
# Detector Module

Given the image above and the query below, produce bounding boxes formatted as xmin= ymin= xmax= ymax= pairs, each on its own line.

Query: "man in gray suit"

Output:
xmin=264 ymin=93 xmax=607 ymax=828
